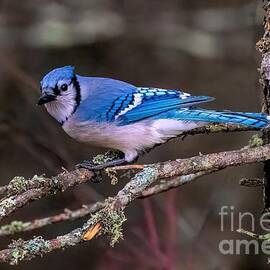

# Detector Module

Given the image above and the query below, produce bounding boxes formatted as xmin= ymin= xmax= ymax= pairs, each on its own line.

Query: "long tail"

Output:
xmin=170 ymin=109 xmax=270 ymax=128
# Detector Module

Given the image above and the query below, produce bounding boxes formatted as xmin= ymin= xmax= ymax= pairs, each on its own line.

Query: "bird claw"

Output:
xmin=76 ymin=157 xmax=127 ymax=172
xmin=76 ymin=160 xmax=103 ymax=183
xmin=76 ymin=160 xmax=111 ymax=171
xmin=76 ymin=160 xmax=97 ymax=170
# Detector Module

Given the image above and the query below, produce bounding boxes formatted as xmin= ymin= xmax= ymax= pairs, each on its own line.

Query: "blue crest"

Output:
xmin=41 ymin=66 xmax=75 ymax=89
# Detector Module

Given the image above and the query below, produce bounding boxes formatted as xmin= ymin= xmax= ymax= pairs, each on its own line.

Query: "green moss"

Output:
xmin=249 ymin=134 xmax=263 ymax=148
xmin=85 ymin=199 xmax=127 ymax=247
xmin=0 ymin=197 xmax=16 ymax=217
xmin=208 ymin=124 xmax=226 ymax=132
xmin=26 ymin=236 xmax=50 ymax=253
xmin=106 ymin=210 xmax=126 ymax=246
xmin=0 ymin=221 xmax=30 ymax=235
xmin=8 ymin=236 xmax=50 ymax=265
xmin=31 ymin=174 xmax=47 ymax=184
xmin=9 ymin=176 xmax=27 ymax=194
xmin=260 ymin=233 xmax=270 ymax=241
xmin=105 ymin=168 xmax=119 ymax=185
xmin=92 ymin=150 xmax=122 ymax=165
xmin=10 ymin=248 xmax=27 ymax=265
xmin=8 ymin=175 xmax=47 ymax=195
xmin=135 ymin=167 xmax=158 ymax=187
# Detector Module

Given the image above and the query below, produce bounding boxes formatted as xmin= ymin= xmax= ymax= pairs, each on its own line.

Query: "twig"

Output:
xmin=0 ymin=202 xmax=105 ymax=236
xmin=239 ymin=178 xmax=263 ymax=187
xmin=1 ymin=143 xmax=270 ymax=264
xmin=237 ymin=228 xmax=270 ymax=241
xmin=140 ymin=171 xmax=211 ymax=198
xmin=0 ymin=169 xmax=94 ymax=220
xmin=0 ymin=140 xmax=266 ymax=224
xmin=0 ymin=172 xmax=207 ymax=237
xmin=148 ymin=144 xmax=270 ymax=179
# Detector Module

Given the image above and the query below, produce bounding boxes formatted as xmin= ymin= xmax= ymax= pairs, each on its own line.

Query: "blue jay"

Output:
xmin=38 ymin=66 xmax=270 ymax=170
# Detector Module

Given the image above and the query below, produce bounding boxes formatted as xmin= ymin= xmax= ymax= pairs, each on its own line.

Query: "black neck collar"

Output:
xmin=71 ymin=74 xmax=81 ymax=114
xmin=60 ymin=74 xmax=81 ymax=126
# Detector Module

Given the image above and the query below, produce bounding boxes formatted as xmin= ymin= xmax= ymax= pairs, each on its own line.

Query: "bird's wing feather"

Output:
xmin=75 ymin=79 xmax=214 ymax=124
xmin=116 ymin=87 xmax=214 ymax=125
xmin=75 ymin=78 xmax=137 ymax=122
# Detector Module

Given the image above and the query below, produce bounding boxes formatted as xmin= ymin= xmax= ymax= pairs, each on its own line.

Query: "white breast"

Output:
xmin=62 ymin=117 xmax=205 ymax=162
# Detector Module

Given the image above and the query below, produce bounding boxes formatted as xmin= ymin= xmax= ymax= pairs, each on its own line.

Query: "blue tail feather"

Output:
xmin=157 ymin=109 xmax=270 ymax=128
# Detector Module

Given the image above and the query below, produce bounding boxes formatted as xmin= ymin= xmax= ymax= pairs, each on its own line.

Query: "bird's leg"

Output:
xmin=76 ymin=150 xmax=126 ymax=171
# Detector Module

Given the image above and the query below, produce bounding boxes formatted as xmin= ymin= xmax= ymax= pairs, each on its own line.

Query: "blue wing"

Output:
xmin=75 ymin=78 xmax=214 ymax=124
xmin=116 ymin=87 xmax=214 ymax=125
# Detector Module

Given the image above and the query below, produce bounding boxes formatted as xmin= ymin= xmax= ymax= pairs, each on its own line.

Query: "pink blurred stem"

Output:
xmin=164 ymin=189 xmax=177 ymax=270
xmin=143 ymin=199 xmax=165 ymax=263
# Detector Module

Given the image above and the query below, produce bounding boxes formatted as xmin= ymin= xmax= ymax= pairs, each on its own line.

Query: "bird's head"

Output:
xmin=38 ymin=66 xmax=81 ymax=124
xmin=38 ymin=66 xmax=80 ymax=105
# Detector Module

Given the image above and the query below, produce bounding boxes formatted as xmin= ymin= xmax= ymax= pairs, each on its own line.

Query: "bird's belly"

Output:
xmin=62 ymin=119 xmax=156 ymax=151
xmin=62 ymin=118 xmax=205 ymax=160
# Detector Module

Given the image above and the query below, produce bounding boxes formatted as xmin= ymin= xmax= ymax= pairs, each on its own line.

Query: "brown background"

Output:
xmin=0 ymin=0 xmax=267 ymax=269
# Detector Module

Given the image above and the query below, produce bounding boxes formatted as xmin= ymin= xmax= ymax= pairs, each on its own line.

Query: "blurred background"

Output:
xmin=0 ymin=0 xmax=268 ymax=269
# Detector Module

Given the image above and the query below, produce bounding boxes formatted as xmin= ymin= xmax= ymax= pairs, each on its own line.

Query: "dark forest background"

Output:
xmin=0 ymin=0 xmax=267 ymax=269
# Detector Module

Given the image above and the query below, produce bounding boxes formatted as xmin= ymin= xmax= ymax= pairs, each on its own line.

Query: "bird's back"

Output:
xmin=74 ymin=75 xmax=138 ymax=122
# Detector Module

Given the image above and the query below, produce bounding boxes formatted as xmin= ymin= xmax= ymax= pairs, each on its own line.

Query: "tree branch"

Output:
xmin=257 ymin=0 xmax=270 ymax=212
xmin=0 ymin=169 xmax=94 ymax=220
xmin=0 ymin=143 xmax=269 ymax=264
xmin=0 ymin=123 xmax=259 ymax=224
xmin=0 ymin=171 xmax=209 ymax=237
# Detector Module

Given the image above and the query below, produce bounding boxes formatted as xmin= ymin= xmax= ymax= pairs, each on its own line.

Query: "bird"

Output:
xmin=38 ymin=66 xmax=270 ymax=170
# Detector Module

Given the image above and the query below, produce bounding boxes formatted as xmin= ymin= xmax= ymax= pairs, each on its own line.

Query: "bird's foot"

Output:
xmin=76 ymin=158 xmax=127 ymax=171
xmin=76 ymin=160 xmax=103 ymax=183
xmin=75 ymin=150 xmax=127 ymax=183
xmin=76 ymin=160 xmax=97 ymax=170
xmin=76 ymin=150 xmax=124 ymax=170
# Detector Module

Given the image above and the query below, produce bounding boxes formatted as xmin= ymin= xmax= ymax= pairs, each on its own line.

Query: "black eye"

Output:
xmin=61 ymin=84 xmax=68 ymax=91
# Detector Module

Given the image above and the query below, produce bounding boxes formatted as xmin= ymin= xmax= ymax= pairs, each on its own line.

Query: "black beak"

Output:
xmin=37 ymin=94 xmax=56 ymax=105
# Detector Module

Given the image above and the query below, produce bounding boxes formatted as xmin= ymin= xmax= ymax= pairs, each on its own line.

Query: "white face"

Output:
xmin=39 ymin=78 xmax=79 ymax=124
xmin=54 ymin=79 xmax=77 ymax=102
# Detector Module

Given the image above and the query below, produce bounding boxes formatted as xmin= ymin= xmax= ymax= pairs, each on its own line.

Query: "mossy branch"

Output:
xmin=0 ymin=172 xmax=207 ymax=237
xmin=0 ymin=169 xmax=94 ymax=220
xmin=0 ymin=141 xmax=269 ymax=264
